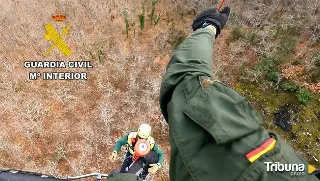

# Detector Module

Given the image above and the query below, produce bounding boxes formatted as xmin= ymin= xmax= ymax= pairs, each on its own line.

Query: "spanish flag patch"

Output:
xmin=246 ymin=138 xmax=277 ymax=163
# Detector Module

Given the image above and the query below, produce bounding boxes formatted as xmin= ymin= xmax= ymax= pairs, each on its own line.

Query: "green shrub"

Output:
xmin=139 ymin=14 xmax=145 ymax=30
xmin=154 ymin=16 xmax=161 ymax=25
xmin=98 ymin=49 xmax=103 ymax=63
xmin=280 ymin=82 xmax=299 ymax=92
xmin=254 ymin=56 xmax=275 ymax=72
xmin=268 ymin=70 xmax=280 ymax=83
xmin=272 ymin=25 xmax=300 ymax=40
xmin=273 ymin=52 xmax=290 ymax=66
xmin=247 ymin=31 xmax=261 ymax=46
xmin=122 ymin=8 xmax=129 ymax=37
xmin=297 ymin=88 xmax=313 ymax=105
xmin=139 ymin=1 xmax=145 ymax=30
xmin=273 ymin=35 xmax=297 ymax=65
xmin=278 ymin=35 xmax=297 ymax=55
xmin=273 ymin=24 xmax=282 ymax=39
xmin=286 ymin=25 xmax=301 ymax=37
xmin=151 ymin=0 xmax=160 ymax=25
xmin=230 ymin=27 xmax=244 ymax=41
xmin=89 ymin=51 xmax=94 ymax=60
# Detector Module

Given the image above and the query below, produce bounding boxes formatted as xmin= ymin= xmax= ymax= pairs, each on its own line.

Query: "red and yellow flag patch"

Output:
xmin=246 ymin=138 xmax=277 ymax=163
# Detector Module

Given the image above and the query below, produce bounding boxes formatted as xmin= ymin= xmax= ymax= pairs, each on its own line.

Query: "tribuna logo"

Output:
xmin=264 ymin=162 xmax=306 ymax=176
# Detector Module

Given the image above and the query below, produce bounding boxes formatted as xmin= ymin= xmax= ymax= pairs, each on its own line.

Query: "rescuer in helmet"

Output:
xmin=109 ymin=124 xmax=164 ymax=180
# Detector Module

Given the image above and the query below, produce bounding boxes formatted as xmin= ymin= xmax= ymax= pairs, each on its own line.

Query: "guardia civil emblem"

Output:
xmin=44 ymin=11 xmax=72 ymax=57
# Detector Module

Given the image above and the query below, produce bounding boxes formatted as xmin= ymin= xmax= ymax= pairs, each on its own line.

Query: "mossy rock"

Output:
xmin=274 ymin=104 xmax=299 ymax=132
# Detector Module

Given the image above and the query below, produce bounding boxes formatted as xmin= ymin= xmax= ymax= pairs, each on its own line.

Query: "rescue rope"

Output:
xmin=218 ymin=0 xmax=226 ymax=11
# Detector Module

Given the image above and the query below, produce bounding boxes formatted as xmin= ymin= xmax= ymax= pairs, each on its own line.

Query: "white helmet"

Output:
xmin=137 ymin=124 xmax=152 ymax=139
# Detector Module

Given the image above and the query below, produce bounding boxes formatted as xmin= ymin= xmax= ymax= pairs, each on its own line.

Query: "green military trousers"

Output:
xmin=159 ymin=27 xmax=318 ymax=181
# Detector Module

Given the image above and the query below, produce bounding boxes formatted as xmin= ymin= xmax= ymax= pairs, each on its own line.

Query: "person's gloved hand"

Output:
xmin=192 ymin=7 xmax=231 ymax=37
xmin=109 ymin=151 xmax=118 ymax=162
xmin=148 ymin=164 xmax=159 ymax=174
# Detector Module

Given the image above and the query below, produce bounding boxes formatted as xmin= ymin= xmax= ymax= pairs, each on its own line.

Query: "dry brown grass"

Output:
xmin=0 ymin=0 xmax=173 ymax=180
